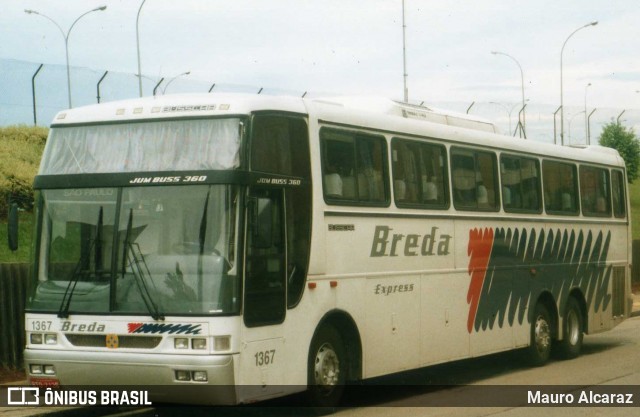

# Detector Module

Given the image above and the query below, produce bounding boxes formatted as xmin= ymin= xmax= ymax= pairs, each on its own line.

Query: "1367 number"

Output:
xmin=254 ymin=349 xmax=276 ymax=366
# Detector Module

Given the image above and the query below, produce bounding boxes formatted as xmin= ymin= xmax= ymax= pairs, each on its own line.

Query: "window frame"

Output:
xmin=579 ymin=165 xmax=612 ymax=218
xmin=450 ymin=146 xmax=500 ymax=212
xmin=499 ymin=154 xmax=543 ymax=214
xmin=320 ymin=127 xmax=390 ymax=207
xmin=611 ymin=169 xmax=627 ymax=219
xmin=390 ymin=137 xmax=450 ymax=210
xmin=542 ymin=160 xmax=580 ymax=216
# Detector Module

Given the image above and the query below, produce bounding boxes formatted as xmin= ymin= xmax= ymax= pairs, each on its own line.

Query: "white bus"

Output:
xmin=18 ymin=93 xmax=631 ymax=406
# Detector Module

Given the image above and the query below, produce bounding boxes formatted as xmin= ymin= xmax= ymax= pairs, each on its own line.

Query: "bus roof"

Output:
xmin=50 ymin=93 xmax=308 ymax=125
xmin=307 ymin=96 xmax=625 ymax=168
xmin=51 ymin=93 xmax=625 ymax=168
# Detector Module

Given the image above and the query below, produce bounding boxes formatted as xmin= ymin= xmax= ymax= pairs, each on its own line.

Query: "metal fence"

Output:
xmin=0 ymin=263 xmax=28 ymax=370
xmin=2 ymin=57 xmax=639 ymax=144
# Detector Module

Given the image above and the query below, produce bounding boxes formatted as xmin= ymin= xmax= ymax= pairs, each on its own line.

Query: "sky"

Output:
xmin=1 ymin=0 xmax=639 ymax=142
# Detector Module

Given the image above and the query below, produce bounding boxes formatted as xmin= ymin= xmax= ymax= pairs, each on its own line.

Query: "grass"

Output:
xmin=0 ymin=212 xmax=34 ymax=263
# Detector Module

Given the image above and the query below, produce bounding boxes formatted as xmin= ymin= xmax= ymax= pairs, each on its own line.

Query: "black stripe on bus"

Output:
xmin=34 ymin=170 xmax=309 ymax=190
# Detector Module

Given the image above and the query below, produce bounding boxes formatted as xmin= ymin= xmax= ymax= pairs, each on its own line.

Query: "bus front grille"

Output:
xmin=65 ymin=334 xmax=162 ymax=349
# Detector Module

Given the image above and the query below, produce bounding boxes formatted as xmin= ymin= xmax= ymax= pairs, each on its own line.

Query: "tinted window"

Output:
xmin=580 ymin=166 xmax=611 ymax=217
xmin=391 ymin=139 xmax=448 ymax=209
xmin=543 ymin=161 xmax=579 ymax=215
xmin=500 ymin=155 xmax=541 ymax=213
xmin=611 ymin=169 xmax=626 ymax=218
xmin=321 ymin=129 xmax=388 ymax=205
xmin=451 ymin=148 xmax=499 ymax=211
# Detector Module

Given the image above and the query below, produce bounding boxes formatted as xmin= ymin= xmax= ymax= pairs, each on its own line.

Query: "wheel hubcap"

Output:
xmin=314 ymin=342 xmax=340 ymax=388
xmin=534 ymin=315 xmax=551 ymax=354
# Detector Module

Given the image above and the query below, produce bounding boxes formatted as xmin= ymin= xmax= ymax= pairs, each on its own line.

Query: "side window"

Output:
xmin=251 ymin=116 xmax=293 ymax=175
xmin=500 ymin=155 xmax=541 ymax=213
xmin=612 ymin=169 xmax=626 ymax=218
xmin=543 ymin=161 xmax=579 ymax=215
xmin=451 ymin=148 xmax=499 ymax=211
xmin=321 ymin=129 xmax=388 ymax=206
xmin=391 ymin=139 xmax=449 ymax=209
xmin=580 ymin=166 xmax=611 ymax=217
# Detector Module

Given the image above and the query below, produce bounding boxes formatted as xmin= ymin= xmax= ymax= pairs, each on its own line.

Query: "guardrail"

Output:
xmin=0 ymin=263 xmax=27 ymax=369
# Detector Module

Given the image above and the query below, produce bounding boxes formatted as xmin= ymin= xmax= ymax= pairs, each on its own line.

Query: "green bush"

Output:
xmin=0 ymin=125 xmax=47 ymax=219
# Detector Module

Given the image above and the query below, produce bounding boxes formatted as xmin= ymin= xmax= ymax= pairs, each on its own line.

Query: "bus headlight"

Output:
xmin=175 ymin=370 xmax=191 ymax=381
xmin=44 ymin=365 xmax=56 ymax=375
xmin=30 ymin=365 xmax=43 ymax=375
xmin=44 ymin=334 xmax=58 ymax=345
xmin=214 ymin=336 xmax=230 ymax=351
xmin=192 ymin=371 xmax=208 ymax=382
xmin=30 ymin=333 xmax=43 ymax=344
xmin=174 ymin=338 xmax=189 ymax=349
xmin=191 ymin=338 xmax=207 ymax=350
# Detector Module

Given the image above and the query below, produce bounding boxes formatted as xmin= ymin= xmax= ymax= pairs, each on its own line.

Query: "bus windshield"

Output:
xmin=29 ymin=184 xmax=240 ymax=316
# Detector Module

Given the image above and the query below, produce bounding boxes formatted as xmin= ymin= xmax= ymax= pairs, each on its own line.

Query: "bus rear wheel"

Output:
xmin=526 ymin=303 xmax=552 ymax=366
xmin=307 ymin=324 xmax=347 ymax=408
xmin=557 ymin=297 xmax=583 ymax=359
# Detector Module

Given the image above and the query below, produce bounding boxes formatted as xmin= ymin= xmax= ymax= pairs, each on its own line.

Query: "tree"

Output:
xmin=598 ymin=121 xmax=640 ymax=183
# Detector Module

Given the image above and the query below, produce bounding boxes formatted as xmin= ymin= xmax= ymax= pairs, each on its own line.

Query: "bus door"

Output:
xmin=240 ymin=187 xmax=287 ymax=398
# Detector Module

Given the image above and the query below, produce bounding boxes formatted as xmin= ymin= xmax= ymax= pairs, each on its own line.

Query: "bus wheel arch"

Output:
xmin=306 ymin=310 xmax=362 ymax=407
xmin=557 ymin=290 xmax=586 ymax=359
xmin=314 ymin=310 xmax=363 ymax=382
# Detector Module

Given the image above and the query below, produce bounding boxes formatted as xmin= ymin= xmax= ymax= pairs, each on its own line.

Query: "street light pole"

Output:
xmin=25 ymin=6 xmax=107 ymax=108
xmin=402 ymin=0 xmax=408 ymax=102
xmin=587 ymin=108 xmax=597 ymax=145
xmin=136 ymin=0 xmax=147 ymax=97
xmin=584 ymin=82 xmax=591 ymax=143
xmin=560 ymin=21 xmax=598 ymax=146
xmin=491 ymin=51 xmax=526 ymax=132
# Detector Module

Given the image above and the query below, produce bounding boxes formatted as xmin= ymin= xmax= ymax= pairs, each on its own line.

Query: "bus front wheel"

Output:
xmin=557 ymin=297 xmax=583 ymax=359
xmin=307 ymin=324 xmax=347 ymax=408
xmin=527 ymin=303 xmax=552 ymax=366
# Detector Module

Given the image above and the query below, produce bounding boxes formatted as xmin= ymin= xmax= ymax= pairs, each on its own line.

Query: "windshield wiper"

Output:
xmin=196 ymin=189 xmax=211 ymax=302
xmin=122 ymin=209 xmax=164 ymax=321
xmin=58 ymin=207 xmax=103 ymax=318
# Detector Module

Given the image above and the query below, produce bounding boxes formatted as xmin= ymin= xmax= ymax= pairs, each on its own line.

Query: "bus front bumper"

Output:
xmin=24 ymin=349 xmax=238 ymax=405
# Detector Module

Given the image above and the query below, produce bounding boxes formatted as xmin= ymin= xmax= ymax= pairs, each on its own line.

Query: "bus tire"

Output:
xmin=557 ymin=297 xmax=583 ymax=359
xmin=307 ymin=324 xmax=347 ymax=409
xmin=526 ymin=303 xmax=552 ymax=366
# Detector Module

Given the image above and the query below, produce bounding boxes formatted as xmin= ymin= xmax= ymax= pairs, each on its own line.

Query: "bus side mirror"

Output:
xmin=8 ymin=203 xmax=19 ymax=252
xmin=250 ymin=197 xmax=273 ymax=249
